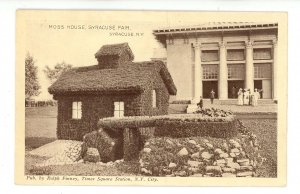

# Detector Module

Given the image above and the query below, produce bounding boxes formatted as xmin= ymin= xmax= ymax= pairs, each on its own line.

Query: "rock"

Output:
xmin=197 ymin=146 xmax=205 ymax=151
xmin=231 ymin=148 xmax=240 ymax=153
xmin=187 ymin=160 xmax=201 ymax=168
xmin=222 ymin=142 xmax=229 ymax=152
xmin=191 ymin=152 xmax=200 ymax=159
xmin=141 ymin=168 xmax=152 ymax=175
xmin=216 ymin=159 xmax=226 ymax=166
xmin=205 ymin=166 xmax=222 ymax=174
xmin=144 ymin=142 xmax=150 ymax=146
xmin=188 ymin=140 xmax=197 ymax=145
xmin=162 ymin=169 xmax=171 ymax=174
xmin=237 ymin=159 xmax=250 ymax=166
xmin=166 ymin=139 xmax=173 ymax=145
xmin=222 ymin=173 xmax=236 ymax=177
xmin=201 ymin=152 xmax=213 ymax=160
xmin=225 ymin=157 xmax=234 ymax=164
xmin=206 ymin=143 xmax=214 ymax=149
xmin=227 ymin=162 xmax=240 ymax=170
xmin=237 ymin=171 xmax=253 ymax=177
xmin=143 ymin=148 xmax=151 ymax=153
xmin=175 ymin=171 xmax=187 ymax=177
xmin=214 ymin=148 xmax=224 ymax=154
xmin=84 ymin=148 xmax=100 ymax=163
xmin=240 ymin=166 xmax=254 ymax=171
xmin=202 ymin=139 xmax=209 ymax=143
xmin=222 ymin=167 xmax=236 ymax=173
xmin=220 ymin=153 xmax=229 ymax=158
xmin=177 ymin=148 xmax=189 ymax=156
xmin=169 ymin=162 xmax=177 ymax=168
xmin=189 ymin=167 xmax=200 ymax=173
xmin=229 ymin=153 xmax=236 ymax=158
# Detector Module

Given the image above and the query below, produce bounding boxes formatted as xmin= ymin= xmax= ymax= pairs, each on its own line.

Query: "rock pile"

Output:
xmin=139 ymin=133 xmax=264 ymax=177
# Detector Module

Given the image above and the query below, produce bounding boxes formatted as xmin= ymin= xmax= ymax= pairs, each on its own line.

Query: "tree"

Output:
xmin=25 ymin=53 xmax=41 ymax=100
xmin=43 ymin=62 xmax=72 ymax=84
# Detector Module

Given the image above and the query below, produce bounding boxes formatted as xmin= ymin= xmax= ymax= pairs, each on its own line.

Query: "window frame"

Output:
xmin=72 ymin=101 xmax=82 ymax=119
xmin=114 ymin=101 xmax=125 ymax=118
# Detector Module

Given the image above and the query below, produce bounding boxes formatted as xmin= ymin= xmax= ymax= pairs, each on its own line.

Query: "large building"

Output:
xmin=153 ymin=22 xmax=278 ymax=105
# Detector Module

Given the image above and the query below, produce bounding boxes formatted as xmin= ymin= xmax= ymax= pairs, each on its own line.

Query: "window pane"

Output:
xmin=253 ymin=48 xmax=272 ymax=60
xmin=228 ymin=64 xmax=245 ymax=79
xmin=119 ymin=102 xmax=124 ymax=111
xmin=202 ymin=50 xmax=219 ymax=62
xmin=254 ymin=63 xmax=272 ymax=78
xmin=72 ymin=109 xmax=78 ymax=119
xmin=119 ymin=110 xmax=124 ymax=117
xmin=202 ymin=65 xmax=218 ymax=80
xmin=114 ymin=102 xmax=119 ymax=111
xmin=72 ymin=101 xmax=77 ymax=110
xmin=114 ymin=110 xmax=120 ymax=118
xmin=77 ymin=101 xmax=82 ymax=110
xmin=77 ymin=109 xmax=82 ymax=119
xmin=227 ymin=49 xmax=245 ymax=61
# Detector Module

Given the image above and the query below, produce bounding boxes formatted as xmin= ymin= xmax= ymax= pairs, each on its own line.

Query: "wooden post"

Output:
xmin=123 ymin=127 xmax=141 ymax=161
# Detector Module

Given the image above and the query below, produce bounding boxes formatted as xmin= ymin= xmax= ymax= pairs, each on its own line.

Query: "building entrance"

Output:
xmin=228 ymin=80 xmax=244 ymax=99
xmin=203 ymin=81 xmax=218 ymax=99
xmin=254 ymin=80 xmax=272 ymax=99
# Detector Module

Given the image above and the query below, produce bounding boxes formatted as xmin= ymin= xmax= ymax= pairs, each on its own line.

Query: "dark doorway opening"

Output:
xmin=228 ymin=80 xmax=244 ymax=99
xmin=254 ymin=80 xmax=263 ymax=98
xmin=203 ymin=81 xmax=218 ymax=99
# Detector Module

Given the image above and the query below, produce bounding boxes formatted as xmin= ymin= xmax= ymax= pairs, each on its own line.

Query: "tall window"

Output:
xmin=228 ymin=64 xmax=245 ymax=80
xmin=152 ymin=90 xmax=157 ymax=108
xmin=254 ymin=63 xmax=272 ymax=79
xmin=202 ymin=64 xmax=218 ymax=80
xmin=72 ymin=101 xmax=82 ymax=119
xmin=114 ymin=101 xmax=124 ymax=118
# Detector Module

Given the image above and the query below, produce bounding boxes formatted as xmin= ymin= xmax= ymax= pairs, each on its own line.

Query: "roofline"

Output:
xmin=153 ymin=23 xmax=278 ymax=35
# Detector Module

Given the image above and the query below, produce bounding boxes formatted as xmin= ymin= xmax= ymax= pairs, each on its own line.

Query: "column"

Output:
xmin=193 ymin=43 xmax=202 ymax=103
xmin=273 ymin=39 xmax=278 ymax=100
xmin=245 ymin=40 xmax=254 ymax=92
xmin=219 ymin=41 xmax=228 ymax=100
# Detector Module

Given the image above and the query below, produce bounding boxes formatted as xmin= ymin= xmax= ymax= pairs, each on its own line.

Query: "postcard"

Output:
xmin=16 ymin=10 xmax=287 ymax=186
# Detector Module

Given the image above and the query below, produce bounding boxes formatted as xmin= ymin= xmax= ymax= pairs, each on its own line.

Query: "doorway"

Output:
xmin=228 ymin=80 xmax=244 ymax=99
xmin=203 ymin=81 xmax=218 ymax=99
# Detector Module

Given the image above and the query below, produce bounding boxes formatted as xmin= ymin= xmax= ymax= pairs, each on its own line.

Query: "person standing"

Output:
xmin=210 ymin=89 xmax=215 ymax=104
xmin=252 ymin=88 xmax=260 ymax=106
xmin=237 ymin=88 xmax=243 ymax=105
xmin=243 ymin=89 xmax=249 ymax=105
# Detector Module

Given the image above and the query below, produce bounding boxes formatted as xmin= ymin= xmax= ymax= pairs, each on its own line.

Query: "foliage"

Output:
xmin=25 ymin=53 xmax=40 ymax=100
xmin=43 ymin=62 xmax=72 ymax=84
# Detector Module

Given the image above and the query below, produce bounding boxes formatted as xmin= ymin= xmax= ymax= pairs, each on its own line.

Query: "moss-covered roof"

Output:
xmin=94 ymin=42 xmax=134 ymax=61
xmin=48 ymin=60 xmax=177 ymax=95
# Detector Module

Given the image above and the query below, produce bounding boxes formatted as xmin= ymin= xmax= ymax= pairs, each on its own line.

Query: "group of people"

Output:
xmin=237 ymin=88 xmax=261 ymax=106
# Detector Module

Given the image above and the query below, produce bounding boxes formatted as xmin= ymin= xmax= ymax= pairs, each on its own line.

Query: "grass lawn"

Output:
xmin=25 ymin=107 xmax=277 ymax=177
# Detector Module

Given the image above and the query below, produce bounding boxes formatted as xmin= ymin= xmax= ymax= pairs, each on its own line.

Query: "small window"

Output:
xmin=72 ymin=101 xmax=82 ymax=119
xmin=114 ymin=101 xmax=124 ymax=118
xmin=152 ymin=90 xmax=157 ymax=108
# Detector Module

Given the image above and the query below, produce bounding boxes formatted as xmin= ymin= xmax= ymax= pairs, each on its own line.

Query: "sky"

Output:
xmin=19 ymin=10 xmax=281 ymax=100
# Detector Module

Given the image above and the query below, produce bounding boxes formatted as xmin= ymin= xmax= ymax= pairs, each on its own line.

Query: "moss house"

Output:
xmin=48 ymin=43 xmax=177 ymax=140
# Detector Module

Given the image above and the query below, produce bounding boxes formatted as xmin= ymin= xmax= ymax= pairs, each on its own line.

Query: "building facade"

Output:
xmin=153 ymin=22 xmax=278 ymax=103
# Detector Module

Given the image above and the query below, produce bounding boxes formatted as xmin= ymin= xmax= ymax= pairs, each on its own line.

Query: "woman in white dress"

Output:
xmin=243 ymin=89 xmax=249 ymax=105
xmin=252 ymin=88 xmax=260 ymax=106
xmin=237 ymin=88 xmax=243 ymax=105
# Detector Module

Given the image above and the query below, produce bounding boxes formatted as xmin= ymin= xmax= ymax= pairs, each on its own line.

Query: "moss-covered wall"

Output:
xmin=56 ymin=93 xmax=142 ymax=140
